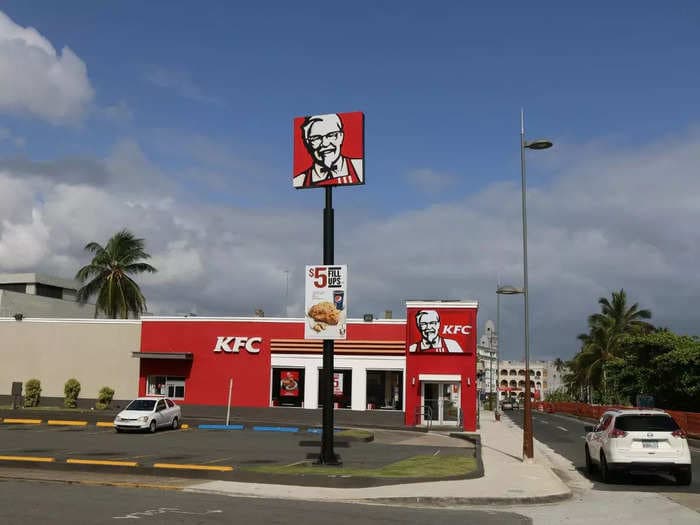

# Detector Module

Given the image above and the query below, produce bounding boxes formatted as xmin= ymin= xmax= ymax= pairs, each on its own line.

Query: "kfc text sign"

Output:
xmin=293 ymin=112 xmax=365 ymax=189
xmin=139 ymin=320 xmax=274 ymax=408
xmin=212 ymin=336 xmax=262 ymax=354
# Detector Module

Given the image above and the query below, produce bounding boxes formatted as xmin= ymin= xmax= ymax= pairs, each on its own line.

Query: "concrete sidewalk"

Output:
xmin=185 ymin=410 xmax=572 ymax=506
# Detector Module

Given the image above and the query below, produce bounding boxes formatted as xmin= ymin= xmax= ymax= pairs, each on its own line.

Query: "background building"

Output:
xmin=477 ymin=320 xmax=497 ymax=400
xmin=477 ymin=318 xmax=565 ymax=402
xmin=0 ymin=273 xmax=96 ymax=319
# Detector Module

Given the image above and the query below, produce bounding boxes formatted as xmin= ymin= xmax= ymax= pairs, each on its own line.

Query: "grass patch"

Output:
xmin=336 ymin=429 xmax=373 ymax=440
xmin=241 ymin=454 xmax=476 ymax=479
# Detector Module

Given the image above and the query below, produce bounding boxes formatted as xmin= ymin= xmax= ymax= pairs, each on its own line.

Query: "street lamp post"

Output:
xmin=488 ymin=328 xmax=493 ymax=409
xmin=495 ymin=284 xmax=524 ymax=419
xmin=519 ymin=109 xmax=552 ymax=460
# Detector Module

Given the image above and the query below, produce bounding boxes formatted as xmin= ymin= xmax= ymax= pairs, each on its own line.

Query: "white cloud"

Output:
xmin=2 ymin=129 xmax=700 ymax=360
xmin=0 ymin=208 xmax=50 ymax=268
xmin=0 ymin=10 xmax=94 ymax=123
xmin=148 ymin=240 xmax=203 ymax=285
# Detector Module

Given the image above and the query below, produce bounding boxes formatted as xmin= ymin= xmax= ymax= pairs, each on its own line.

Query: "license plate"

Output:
xmin=643 ymin=441 xmax=658 ymax=449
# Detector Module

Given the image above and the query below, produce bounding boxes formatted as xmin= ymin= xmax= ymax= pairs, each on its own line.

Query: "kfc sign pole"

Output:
xmin=294 ymin=112 xmax=364 ymax=466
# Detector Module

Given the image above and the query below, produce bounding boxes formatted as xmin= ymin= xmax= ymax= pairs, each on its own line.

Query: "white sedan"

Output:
xmin=114 ymin=397 xmax=181 ymax=433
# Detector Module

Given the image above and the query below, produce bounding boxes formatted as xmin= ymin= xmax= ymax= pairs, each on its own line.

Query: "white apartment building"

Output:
xmin=476 ymin=319 xmax=565 ymax=402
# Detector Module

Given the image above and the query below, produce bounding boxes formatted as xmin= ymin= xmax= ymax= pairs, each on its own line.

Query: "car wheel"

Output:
xmin=600 ymin=452 xmax=612 ymax=483
xmin=171 ymin=417 xmax=179 ymax=430
xmin=115 ymin=428 xmax=123 ymax=433
xmin=585 ymin=445 xmax=595 ymax=475
xmin=675 ymin=470 xmax=692 ymax=486
xmin=149 ymin=420 xmax=157 ymax=433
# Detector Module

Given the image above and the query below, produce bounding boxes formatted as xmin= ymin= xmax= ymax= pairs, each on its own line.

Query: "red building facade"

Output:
xmin=135 ymin=301 xmax=478 ymax=431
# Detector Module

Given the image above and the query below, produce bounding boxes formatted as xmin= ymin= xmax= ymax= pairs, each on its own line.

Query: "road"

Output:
xmin=0 ymin=479 xmax=530 ymax=524
xmin=504 ymin=408 xmax=699 ymax=493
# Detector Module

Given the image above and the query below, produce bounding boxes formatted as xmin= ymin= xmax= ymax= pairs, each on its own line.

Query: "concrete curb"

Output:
xmin=356 ymin=492 xmax=573 ymax=506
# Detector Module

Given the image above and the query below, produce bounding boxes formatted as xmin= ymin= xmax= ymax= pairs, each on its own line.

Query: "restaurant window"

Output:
xmin=366 ymin=371 xmax=403 ymax=410
xmin=271 ymin=368 xmax=305 ymax=407
xmin=147 ymin=376 xmax=185 ymax=399
xmin=318 ymin=369 xmax=352 ymax=409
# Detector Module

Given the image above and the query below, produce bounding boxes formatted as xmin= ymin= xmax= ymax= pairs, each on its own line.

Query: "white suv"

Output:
xmin=584 ymin=409 xmax=692 ymax=485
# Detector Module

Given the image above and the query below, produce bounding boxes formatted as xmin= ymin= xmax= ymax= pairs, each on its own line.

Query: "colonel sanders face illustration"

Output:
xmin=416 ymin=310 xmax=441 ymax=346
xmin=302 ymin=114 xmax=344 ymax=170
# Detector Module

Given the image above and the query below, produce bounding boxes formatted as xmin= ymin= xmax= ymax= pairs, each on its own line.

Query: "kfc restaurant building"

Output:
xmin=135 ymin=301 xmax=478 ymax=431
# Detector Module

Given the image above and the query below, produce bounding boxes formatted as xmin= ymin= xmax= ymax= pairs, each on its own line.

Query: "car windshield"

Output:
xmin=615 ymin=414 xmax=679 ymax=432
xmin=125 ymin=399 xmax=156 ymax=411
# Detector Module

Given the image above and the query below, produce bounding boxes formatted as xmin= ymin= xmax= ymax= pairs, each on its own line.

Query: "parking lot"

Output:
xmin=0 ymin=421 xmax=475 ymax=485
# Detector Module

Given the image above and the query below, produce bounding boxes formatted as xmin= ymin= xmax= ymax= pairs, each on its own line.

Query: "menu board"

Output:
xmin=304 ymin=265 xmax=347 ymax=340
xmin=279 ymin=370 xmax=300 ymax=397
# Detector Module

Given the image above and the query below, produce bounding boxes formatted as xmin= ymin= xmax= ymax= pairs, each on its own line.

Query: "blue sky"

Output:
xmin=1 ymin=2 xmax=699 ymax=360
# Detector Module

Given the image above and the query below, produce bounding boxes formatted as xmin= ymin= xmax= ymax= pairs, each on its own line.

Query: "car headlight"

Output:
xmin=115 ymin=417 xmax=123 ymax=422
xmin=138 ymin=416 xmax=149 ymax=422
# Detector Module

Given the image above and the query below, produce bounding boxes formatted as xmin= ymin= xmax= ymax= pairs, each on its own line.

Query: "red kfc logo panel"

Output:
xmin=293 ymin=111 xmax=364 ymax=189
xmin=406 ymin=307 xmax=475 ymax=355
xmin=404 ymin=305 xmax=478 ymax=431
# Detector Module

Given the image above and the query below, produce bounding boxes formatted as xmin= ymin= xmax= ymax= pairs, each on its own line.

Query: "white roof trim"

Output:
xmin=141 ymin=316 xmax=406 ymax=324
xmin=419 ymin=374 xmax=461 ymax=382
xmin=406 ymin=300 xmax=478 ymax=309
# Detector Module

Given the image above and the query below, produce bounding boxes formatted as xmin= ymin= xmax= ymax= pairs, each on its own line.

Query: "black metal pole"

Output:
xmin=319 ymin=186 xmax=339 ymax=464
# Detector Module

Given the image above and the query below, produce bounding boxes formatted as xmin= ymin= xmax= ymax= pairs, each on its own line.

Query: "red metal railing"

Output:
xmin=534 ymin=401 xmax=700 ymax=438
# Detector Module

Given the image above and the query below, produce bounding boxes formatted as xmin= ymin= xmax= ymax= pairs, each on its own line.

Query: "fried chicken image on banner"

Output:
xmin=308 ymin=301 xmax=341 ymax=325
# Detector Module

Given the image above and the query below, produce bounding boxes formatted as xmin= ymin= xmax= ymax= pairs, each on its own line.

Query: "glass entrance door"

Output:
xmin=422 ymin=382 xmax=460 ymax=425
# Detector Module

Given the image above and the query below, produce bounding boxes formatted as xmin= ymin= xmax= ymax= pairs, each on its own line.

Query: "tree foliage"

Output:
xmin=606 ymin=331 xmax=700 ymax=411
xmin=75 ymin=229 xmax=157 ymax=319
xmin=565 ymin=289 xmax=653 ymax=400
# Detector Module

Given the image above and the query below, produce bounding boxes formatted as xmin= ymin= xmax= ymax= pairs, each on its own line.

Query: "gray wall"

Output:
xmin=0 ymin=289 xmax=96 ymax=318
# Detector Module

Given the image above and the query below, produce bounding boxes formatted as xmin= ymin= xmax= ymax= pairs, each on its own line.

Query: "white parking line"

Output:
xmin=556 ymin=426 xmax=569 ymax=432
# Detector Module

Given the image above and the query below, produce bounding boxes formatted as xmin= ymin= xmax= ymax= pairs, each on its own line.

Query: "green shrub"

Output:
xmin=24 ymin=378 xmax=41 ymax=407
xmin=63 ymin=378 xmax=81 ymax=408
xmin=95 ymin=386 xmax=115 ymax=410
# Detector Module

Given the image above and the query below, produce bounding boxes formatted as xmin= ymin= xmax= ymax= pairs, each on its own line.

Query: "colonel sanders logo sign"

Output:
xmin=293 ymin=112 xmax=364 ymax=189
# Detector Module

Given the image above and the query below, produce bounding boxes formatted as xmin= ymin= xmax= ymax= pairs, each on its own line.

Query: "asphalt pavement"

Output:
xmin=0 ymin=408 xmax=572 ymax=505
xmin=0 ymin=479 xmax=533 ymax=525
xmin=0 ymin=421 xmax=476 ymax=486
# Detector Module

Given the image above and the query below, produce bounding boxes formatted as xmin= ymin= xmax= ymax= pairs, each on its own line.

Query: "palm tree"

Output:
xmin=566 ymin=289 xmax=653 ymax=399
xmin=75 ymin=229 xmax=157 ymax=319
xmin=553 ymin=358 xmax=565 ymax=373
xmin=588 ymin=289 xmax=653 ymax=337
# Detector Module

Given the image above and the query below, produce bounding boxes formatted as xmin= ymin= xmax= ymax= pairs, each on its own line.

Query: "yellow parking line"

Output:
xmin=67 ymin=459 xmax=138 ymax=467
xmin=0 ymin=455 xmax=55 ymax=463
xmin=96 ymin=422 xmax=114 ymax=427
xmin=48 ymin=420 xmax=88 ymax=426
xmin=3 ymin=419 xmax=42 ymax=425
xmin=153 ymin=463 xmax=233 ymax=472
